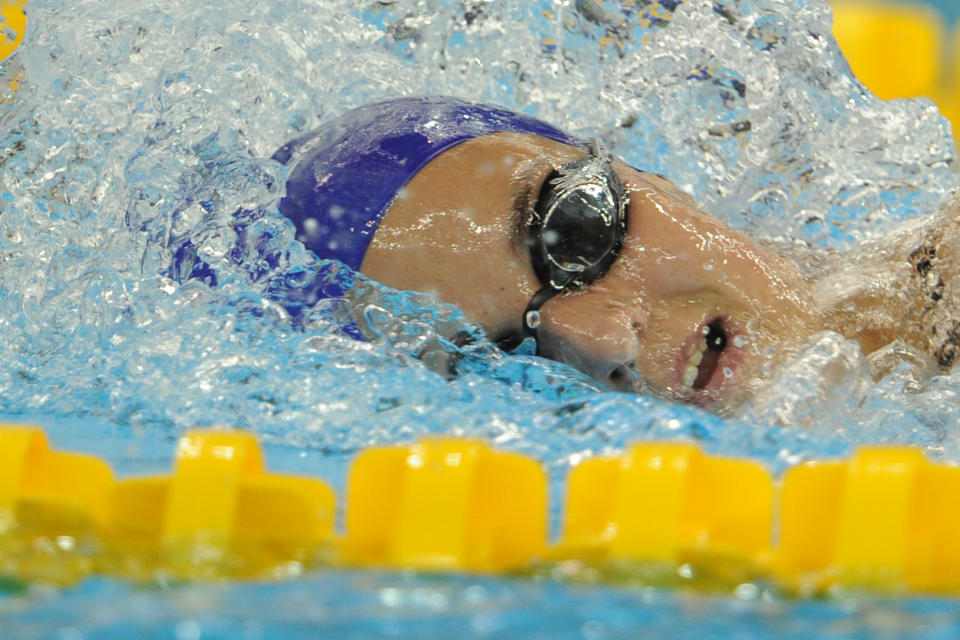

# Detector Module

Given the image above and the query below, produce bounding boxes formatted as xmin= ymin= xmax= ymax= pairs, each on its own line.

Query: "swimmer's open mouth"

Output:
xmin=677 ymin=316 xmax=742 ymax=397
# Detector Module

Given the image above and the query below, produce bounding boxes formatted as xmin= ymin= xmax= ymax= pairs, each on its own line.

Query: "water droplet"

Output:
xmin=174 ymin=621 xmax=201 ymax=640
xmin=735 ymin=582 xmax=760 ymax=600
xmin=581 ymin=620 xmax=607 ymax=640
xmin=380 ymin=588 xmax=402 ymax=607
xmin=55 ymin=535 xmax=75 ymax=551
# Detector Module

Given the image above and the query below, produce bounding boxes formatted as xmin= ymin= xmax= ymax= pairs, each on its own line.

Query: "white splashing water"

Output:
xmin=0 ymin=0 xmax=958 ymax=474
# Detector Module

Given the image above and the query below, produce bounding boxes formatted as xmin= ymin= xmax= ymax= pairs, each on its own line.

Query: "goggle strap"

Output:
xmin=523 ymin=286 xmax=560 ymax=332
xmin=523 ymin=285 xmax=562 ymax=356
xmin=492 ymin=285 xmax=562 ymax=354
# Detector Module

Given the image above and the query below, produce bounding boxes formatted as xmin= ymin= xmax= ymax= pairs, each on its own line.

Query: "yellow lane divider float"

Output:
xmin=777 ymin=447 xmax=960 ymax=594
xmin=343 ymin=438 xmax=546 ymax=572
xmin=552 ymin=442 xmax=773 ymax=588
xmin=0 ymin=0 xmax=26 ymax=63
xmin=829 ymin=0 xmax=960 ymax=134
xmin=0 ymin=0 xmax=27 ymax=96
xmin=1 ymin=423 xmax=960 ymax=595
xmin=107 ymin=431 xmax=335 ymax=579
xmin=831 ymin=0 xmax=944 ymax=102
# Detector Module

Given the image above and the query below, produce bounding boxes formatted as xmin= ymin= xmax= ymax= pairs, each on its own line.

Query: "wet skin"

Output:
xmin=360 ymin=132 xmax=824 ymax=414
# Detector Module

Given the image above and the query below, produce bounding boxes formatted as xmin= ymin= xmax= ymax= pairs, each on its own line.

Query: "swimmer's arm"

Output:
xmin=814 ymin=196 xmax=960 ymax=371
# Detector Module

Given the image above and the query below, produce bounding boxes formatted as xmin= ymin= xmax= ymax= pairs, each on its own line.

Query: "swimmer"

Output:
xmin=267 ymin=96 xmax=960 ymax=416
xmin=271 ymin=96 xmax=825 ymax=415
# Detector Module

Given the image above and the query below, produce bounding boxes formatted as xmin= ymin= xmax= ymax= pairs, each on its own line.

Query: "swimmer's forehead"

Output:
xmin=275 ymin=97 xmax=586 ymax=270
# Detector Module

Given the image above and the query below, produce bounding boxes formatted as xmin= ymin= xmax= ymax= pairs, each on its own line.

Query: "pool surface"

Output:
xmin=3 ymin=0 xmax=960 ymax=636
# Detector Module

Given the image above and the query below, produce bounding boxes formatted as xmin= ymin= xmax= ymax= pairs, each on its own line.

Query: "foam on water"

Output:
xmin=1 ymin=0 xmax=960 ymax=475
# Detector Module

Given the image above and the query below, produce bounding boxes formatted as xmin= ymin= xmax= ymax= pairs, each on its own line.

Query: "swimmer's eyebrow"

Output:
xmin=508 ymin=158 xmax=550 ymax=253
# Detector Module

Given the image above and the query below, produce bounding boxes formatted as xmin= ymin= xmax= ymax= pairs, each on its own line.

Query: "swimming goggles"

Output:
xmin=498 ymin=143 xmax=629 ymax=353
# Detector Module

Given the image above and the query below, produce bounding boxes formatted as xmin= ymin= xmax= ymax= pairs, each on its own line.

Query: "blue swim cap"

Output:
xmin=273 ymin=96 xmax=582 ymax=270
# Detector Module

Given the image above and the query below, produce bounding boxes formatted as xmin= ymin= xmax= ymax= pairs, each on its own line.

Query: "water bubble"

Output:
xmin=55 ymin=536 xmax=75 ymax=551
xmin=379 ymin=588 xmax=403 ymax=607
xmin=581 ymin=620 xmax=607 ymax=640
xmin=174 ymin=621 xmax=201 ymax=640
xmin=734 ymin=583 xmax=760 ymax=600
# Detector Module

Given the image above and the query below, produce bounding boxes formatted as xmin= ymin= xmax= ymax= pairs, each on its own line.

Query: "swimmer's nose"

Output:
xmin=606 ymin=361 xmax=638 ymax=391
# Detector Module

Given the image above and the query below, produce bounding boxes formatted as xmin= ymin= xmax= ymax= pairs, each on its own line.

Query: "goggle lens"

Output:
xmin=542 ymin=180 xmax=619 ymax=280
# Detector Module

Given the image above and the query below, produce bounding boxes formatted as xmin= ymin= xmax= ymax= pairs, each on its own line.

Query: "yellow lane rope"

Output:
xmin=1 ymin=423 xmax=959 ymax=595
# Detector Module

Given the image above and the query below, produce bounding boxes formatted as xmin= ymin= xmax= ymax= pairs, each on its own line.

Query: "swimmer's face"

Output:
xmin=361 ymin=132 xmax=822 ymax=414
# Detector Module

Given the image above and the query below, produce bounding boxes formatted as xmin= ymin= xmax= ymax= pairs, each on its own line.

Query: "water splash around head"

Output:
xmin=0 ymin=0 xmax=958 ymax=473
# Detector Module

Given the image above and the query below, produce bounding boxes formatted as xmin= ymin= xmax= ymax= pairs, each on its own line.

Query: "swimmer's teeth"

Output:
xmin=690 ymin=341 xmax=705 ymax=367
xmin=682 ymin=365 xmax=697 ymax=388
xmin=683 ymin=339 xmax=707 ymax=388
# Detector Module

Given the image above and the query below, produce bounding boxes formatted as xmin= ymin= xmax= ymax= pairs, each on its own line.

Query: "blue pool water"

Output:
xmin=924 ymin=0 xmax=960 ymax=23
xmin=3 ymin=0 xmax=960 ymax=636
